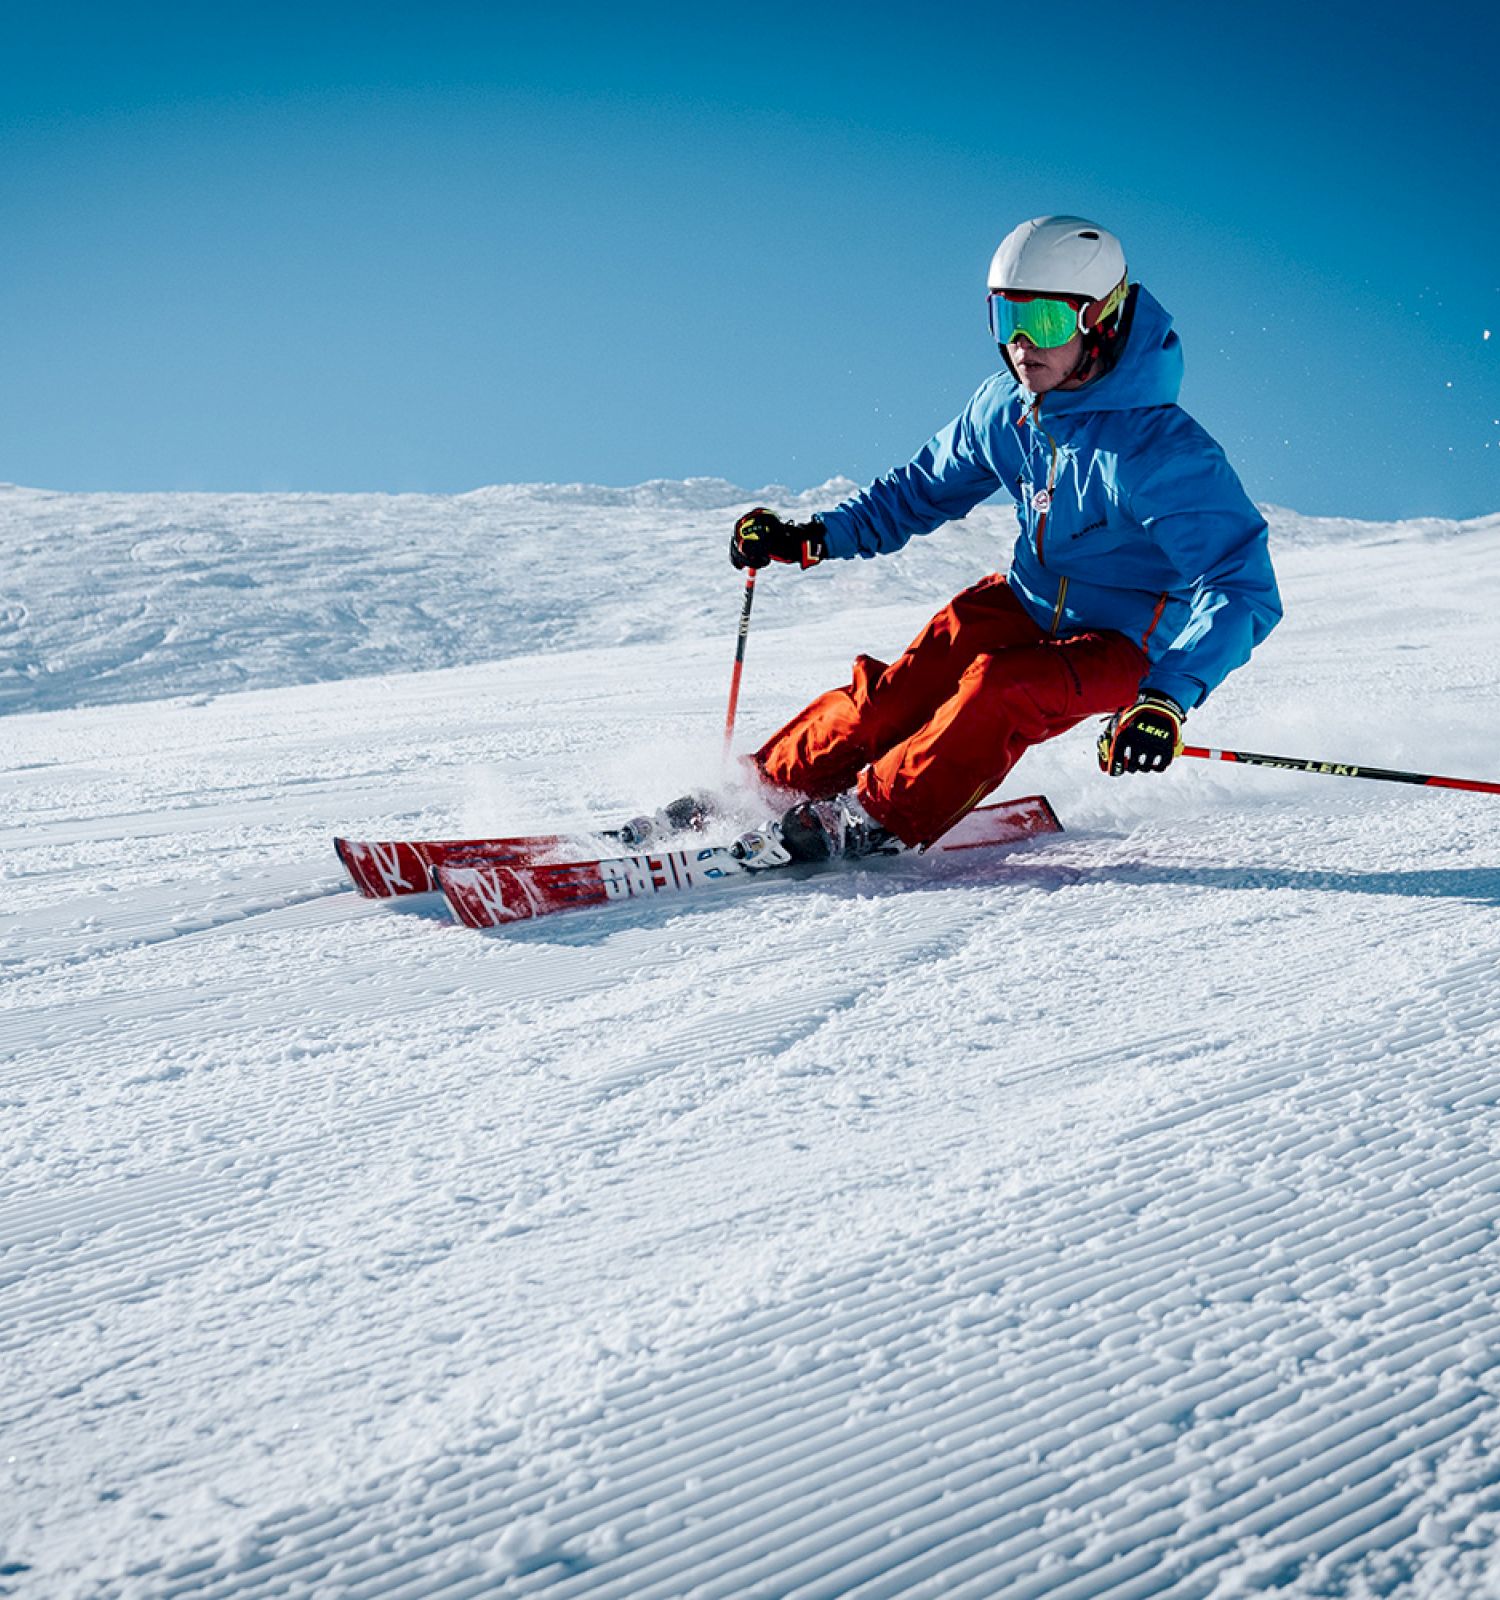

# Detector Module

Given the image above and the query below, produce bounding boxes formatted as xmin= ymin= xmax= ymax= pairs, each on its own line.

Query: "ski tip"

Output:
xmin=333 ymin=836 xmax=374 ymax=897
xmin=430 ymin=864 xmax=477 ymax=927
xmin=990 ymin=793 xmax=1063 ymax=835
xmin=334 ymin=837 xmax=439 ymax=898
xmin=433 ymin=862 xmax=536 ymax=929
xmin=995 ymin=794 xmax=1062 ymax=834
xmin=936 ymin=794 xmax=1063 ymax=852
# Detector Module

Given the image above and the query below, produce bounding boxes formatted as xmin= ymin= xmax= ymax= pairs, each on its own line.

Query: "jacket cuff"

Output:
xmin=816 ymin=507 xmax=860 ymax=560
xmin=1140 ymin=676 xmax=1200 ymax=713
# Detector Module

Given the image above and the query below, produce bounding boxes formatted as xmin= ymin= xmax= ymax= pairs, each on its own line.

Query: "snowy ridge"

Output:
xmin=4 ymin=485 xmax=1500 ymax=1597
xmin=5 ymin=477 xmax=1496 ymax=718
xmin=0 ymin=477 xmax=851 ymax=716
xmin=454 ymin=477 xmax=836 ymax=509
xmin=1260 ymin=502 xmax=1500 ymax=550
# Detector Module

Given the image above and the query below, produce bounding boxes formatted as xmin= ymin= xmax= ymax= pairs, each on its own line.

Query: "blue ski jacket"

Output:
xmin=818 ymin=287 xmax=1281 ymax=710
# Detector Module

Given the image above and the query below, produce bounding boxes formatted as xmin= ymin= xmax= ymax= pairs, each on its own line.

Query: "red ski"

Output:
xmin=435 ymin=796 xmax=1062 ymax=930
xmin=334 ymin=830 xmax=608 ymax=899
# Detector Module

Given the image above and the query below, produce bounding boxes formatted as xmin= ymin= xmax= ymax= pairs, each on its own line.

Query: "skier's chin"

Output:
xmin=1015 ymin=366 xmax=1052 ymax=394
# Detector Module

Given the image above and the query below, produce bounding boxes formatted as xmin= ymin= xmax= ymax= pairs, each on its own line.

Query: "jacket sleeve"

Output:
xmin=1129 ymin=445 xmax=1283 ymax=711
xmin=819 ymin=380 xmax=1010 ymax=560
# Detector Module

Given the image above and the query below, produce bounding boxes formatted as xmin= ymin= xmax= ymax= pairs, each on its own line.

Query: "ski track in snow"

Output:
xmin=3 ymin=483 xmax=1500 ymax=1598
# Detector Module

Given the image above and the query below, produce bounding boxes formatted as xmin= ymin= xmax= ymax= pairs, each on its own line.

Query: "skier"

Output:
xmin=726 ymin=214 xmax=1282 ymax=866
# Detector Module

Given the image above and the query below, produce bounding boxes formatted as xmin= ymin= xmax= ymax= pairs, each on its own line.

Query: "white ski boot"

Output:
xmin=729 ymin=821 xmax=795 ymax=871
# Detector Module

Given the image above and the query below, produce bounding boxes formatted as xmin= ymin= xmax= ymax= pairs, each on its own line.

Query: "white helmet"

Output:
xmin=988 ymin=215 xmax=1127 ymax=304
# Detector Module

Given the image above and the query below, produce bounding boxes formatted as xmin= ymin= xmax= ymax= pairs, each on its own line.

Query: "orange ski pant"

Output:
xmin=752 ymin=574 xmax=1149 ymax=847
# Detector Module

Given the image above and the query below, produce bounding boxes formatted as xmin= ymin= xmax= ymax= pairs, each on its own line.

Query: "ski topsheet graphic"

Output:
xmin=433 ymin=796 xmax=1062 ymax=929
xmin=334 ymin=830 xmax=610 ymax=898
xmin=335 ymin=793 xmax=724 ymax=898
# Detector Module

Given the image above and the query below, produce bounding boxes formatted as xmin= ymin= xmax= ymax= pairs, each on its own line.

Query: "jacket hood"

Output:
xmin=1031 ymin=285 xmax=1183 ymax=415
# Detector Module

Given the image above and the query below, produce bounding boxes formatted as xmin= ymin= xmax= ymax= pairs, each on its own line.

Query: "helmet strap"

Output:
xmin=1058 ymin=345 xmax=1091 ymax=387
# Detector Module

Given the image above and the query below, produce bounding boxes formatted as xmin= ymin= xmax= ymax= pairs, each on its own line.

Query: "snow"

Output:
xmin=4 ymin=481 xmax=1500 ymax=1598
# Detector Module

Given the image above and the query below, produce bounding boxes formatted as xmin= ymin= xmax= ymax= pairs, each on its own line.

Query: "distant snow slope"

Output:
xmin=1 ymin=476 xmax=975 ymax=716
xmin=9 ymin=477 xmax=1493 ymax=721
xmin=4 ymin=482 xmax=1500 ymax=1599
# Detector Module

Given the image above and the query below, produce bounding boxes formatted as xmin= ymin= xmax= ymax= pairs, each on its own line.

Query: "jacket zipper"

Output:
xmin=1027 ymin=397 xmax=1067 ymax=634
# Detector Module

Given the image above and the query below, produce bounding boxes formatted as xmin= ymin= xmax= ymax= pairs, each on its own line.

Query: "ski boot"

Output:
xmin=780 ymin=791 xmax=905 ymax=862
xmin=732 ymin=791 xmax=905 ymax=870
xmin=618 ymin=790 xmax=723 ymax=850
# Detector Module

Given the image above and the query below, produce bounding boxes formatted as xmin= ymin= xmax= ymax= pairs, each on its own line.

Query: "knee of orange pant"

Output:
xmin=848 ymin=654 xmax=891 ymax=703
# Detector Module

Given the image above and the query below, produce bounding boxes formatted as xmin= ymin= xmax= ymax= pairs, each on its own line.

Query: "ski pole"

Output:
xmin=722 ymin=567 xmax=757 ymax=760
xmin=1181 ymin=744 xmax=1500 ymax=797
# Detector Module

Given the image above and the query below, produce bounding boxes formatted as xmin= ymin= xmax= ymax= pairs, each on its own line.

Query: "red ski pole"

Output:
xmin=722 ymin=567 xmax=757 ymax=761
xmin=1181 ymin=744 xmax=1500 ymax=797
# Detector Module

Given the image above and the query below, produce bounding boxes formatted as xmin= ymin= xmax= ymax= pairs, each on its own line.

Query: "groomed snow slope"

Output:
xmin=4 ymin=484 xmax=1500 ymax=1599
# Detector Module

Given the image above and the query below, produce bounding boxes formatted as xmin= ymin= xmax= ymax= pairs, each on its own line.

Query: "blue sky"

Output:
xmin=4 ymin=1 xmax=1497 ymax=519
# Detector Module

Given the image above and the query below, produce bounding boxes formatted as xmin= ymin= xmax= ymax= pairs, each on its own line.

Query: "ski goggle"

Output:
xmin=986 ymin=291 xmax=1086 ymax=350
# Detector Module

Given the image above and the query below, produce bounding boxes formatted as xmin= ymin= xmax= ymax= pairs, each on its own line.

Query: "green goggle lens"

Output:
xmin=986 ymin=292 xmax=1082 ymax=350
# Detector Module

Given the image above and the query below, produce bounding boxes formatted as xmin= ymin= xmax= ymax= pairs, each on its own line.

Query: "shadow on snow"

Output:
xmin=379 ymin=843 xmax=1500 ymax=948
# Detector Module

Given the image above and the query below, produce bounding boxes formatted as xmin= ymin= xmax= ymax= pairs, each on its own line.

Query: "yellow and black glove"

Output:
xmin=1097 ymin=692 xmax=1186 ymax=775
xmin=730 ymin=508 xmax=827 ymax=571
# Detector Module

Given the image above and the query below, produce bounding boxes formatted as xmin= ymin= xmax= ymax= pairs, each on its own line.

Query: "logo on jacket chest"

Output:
xmin=1019 ymin=445 xmax=1122 ymax=516
xmin=1021 ymin=487 xmax=1107 ymax=540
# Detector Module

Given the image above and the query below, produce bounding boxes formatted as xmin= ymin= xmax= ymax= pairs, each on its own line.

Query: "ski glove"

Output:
xmin=1097 ymin=692 xmax=1186 ymax=776
xmin=731 ymin=508 xmax=827 ymax=571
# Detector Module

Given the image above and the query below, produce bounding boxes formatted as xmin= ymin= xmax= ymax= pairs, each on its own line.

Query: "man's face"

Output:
xmin=1008 ymin=331 xmax=1085 ymax=394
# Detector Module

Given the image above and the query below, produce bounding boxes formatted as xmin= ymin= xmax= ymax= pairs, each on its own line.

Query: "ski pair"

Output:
xmin=333 ymin=792 xmax=717 ymax=900
xmin=335 ymin=795 xmax=1063 ymax=928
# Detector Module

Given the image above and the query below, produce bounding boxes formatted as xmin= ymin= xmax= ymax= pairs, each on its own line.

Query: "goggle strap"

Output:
xmin=1082 ymin=277 xmax=1129 ymax=333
